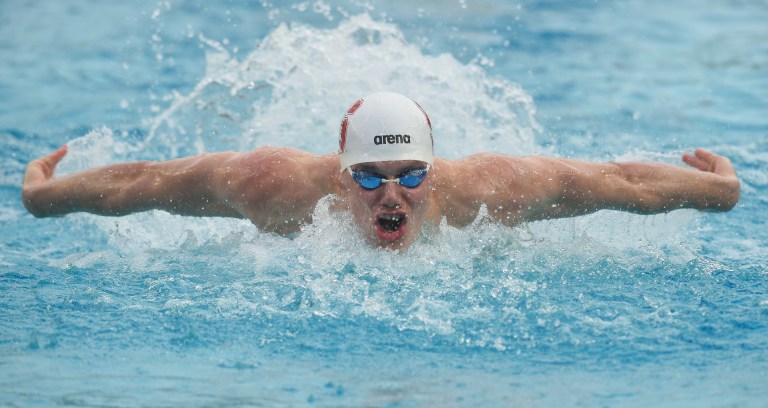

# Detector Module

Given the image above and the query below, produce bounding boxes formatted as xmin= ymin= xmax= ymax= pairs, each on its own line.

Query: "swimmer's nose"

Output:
xmin=379 ymin=181 xmax=402 ymax=209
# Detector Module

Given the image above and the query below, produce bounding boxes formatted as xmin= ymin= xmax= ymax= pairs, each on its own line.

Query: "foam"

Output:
xmin=142 ymin=14 xmax=540 ymax=159
xmin=45 ymin=12 xmax=716 ymax=351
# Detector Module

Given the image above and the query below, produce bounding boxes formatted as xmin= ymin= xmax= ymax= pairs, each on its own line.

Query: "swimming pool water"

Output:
xmin=2 ymin=1 xmax=767 ymax=406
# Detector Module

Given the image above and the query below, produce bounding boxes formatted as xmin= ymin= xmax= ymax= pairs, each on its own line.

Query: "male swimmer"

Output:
xmin=22 ymin=92 xmax=740 ymax=250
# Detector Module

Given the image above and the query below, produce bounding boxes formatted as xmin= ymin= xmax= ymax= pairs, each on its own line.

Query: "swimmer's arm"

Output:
xmin=22 ymin=145 xmax=247 ymax=218
xmin=515 ymin=149 xmax=740 ymax=221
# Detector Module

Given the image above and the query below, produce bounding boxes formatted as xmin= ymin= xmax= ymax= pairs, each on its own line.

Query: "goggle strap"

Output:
xmin=347 ymin=165 xmax=429 ymax=189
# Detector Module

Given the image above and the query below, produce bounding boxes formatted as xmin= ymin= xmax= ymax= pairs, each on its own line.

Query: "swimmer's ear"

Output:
xmin=335 ymin=171 xmax=350 ymax=194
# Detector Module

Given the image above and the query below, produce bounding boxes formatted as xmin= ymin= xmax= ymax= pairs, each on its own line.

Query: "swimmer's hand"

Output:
xmin=682 ymin=148 xmax=737 ymax=178
xmin=22 ymin=145 xmax=69 ymax=215
xmin=681 ymin=148 xmax=740 ymax=211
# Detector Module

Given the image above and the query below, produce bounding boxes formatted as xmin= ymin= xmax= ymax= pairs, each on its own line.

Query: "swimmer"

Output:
xmin=22 ymin=92 xmax=740 ymax=250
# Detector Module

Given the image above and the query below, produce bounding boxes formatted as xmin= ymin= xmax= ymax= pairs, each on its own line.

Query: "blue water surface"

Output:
xmin=2 ymin=1 xmax=767 ymax=407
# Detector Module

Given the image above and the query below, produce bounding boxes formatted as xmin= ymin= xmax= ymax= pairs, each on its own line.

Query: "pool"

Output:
xmin=2 ymin=0 xmax=767 ymax=406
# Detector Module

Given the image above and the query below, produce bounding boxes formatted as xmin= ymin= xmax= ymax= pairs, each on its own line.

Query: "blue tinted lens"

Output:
xmin=359 ymin=176 xmax=383 ymax=189
xmin=352 ymin=170 xmax=383 ymax=190
xmin=398 ymin=169 xmax=428 ymax=187
xmin=351 ymin=168 xmax=428 ymax=190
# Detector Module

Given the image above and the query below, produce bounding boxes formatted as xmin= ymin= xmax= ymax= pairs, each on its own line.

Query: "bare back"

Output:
xmin=430 ymin=154 xmax=545 ymax=228
xmin=23 ymin=146 xmax=738 ymax=238
xmin=221 ymin=148 xmax=341 ymax=233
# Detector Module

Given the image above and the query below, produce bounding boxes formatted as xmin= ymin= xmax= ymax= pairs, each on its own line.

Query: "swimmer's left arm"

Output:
xmin=513 ymin=149 xmax=740 ymax=221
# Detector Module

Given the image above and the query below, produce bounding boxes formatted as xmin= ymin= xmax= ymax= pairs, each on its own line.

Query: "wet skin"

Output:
xmin=341 ymin=160 xmax=433 ymax=250
xmin=22 ymin=146 xmax=740 ymax=252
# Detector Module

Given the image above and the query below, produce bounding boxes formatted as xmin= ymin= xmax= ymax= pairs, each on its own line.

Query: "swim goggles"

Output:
xmin=348 ymin=166 xmax=430 ymax=190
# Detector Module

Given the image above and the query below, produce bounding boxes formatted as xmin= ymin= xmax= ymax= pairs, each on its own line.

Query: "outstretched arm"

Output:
xmin=439 ymin=149 xmax=741 ymax=226
xmin=522 ymin=148 xmax=740 ymax=221
xmin=22 ymin=145 xmax=244 ymax=218
xmin=21 ymin=145 xmax=340 ymax=233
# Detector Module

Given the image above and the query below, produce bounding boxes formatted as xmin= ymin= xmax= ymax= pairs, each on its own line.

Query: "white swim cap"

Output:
xmin=338 ymin=92 xmax=434 ymax=171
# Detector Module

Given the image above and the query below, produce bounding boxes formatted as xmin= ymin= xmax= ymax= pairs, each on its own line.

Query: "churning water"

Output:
xmin=2 ymin=1 xmax=767 ymax=406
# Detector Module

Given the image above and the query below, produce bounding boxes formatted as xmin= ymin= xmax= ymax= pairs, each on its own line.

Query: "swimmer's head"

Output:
xmin=338 ymin=92 xmax=434 ymax=171
xmin=338 ymin=92 xmax=435 ymax=250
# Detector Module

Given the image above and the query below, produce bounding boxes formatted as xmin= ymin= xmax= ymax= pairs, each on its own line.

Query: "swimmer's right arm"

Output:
xmin=22 ymin=145 xmax=247 ymax=219
xmin=22 ymin=146 xmax=339 ymax=234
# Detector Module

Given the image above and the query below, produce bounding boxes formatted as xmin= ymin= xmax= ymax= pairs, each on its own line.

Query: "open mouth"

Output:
xmin=377 ymin=213 xmax=405 ymax=232
xmin=374 ymin=212 xmax=408 ymax=242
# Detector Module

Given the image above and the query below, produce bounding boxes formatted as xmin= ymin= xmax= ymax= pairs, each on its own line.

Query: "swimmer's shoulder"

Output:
xmin=254 ymin=147 xmax=341 ymax=195
xmin=238 ymin=146 xmax=339 ymax=172
xmin=432 ymin=156 xmax=508 ymax=226
xmin=431 ymin=154 xmax=539 ymax=226
xmin=223 ymin=148 xmax=341 ymax=227
xmin=434 ymin=153 xmax=529 ymax=186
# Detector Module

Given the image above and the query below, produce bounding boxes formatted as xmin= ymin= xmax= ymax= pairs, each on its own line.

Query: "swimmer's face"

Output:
xmin=342 ymin=160 xmax=433 ymax=250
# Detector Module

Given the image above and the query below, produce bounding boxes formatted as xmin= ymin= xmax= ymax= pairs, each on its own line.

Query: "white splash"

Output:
xmin=143 ymin=13 xmax=540 ymax=159
xmin=47 ymin=13 xmax=709 ymax=346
